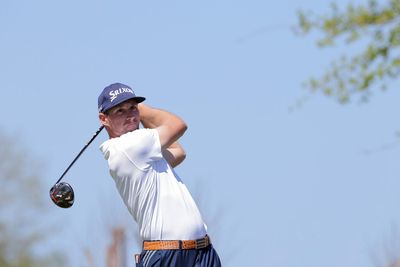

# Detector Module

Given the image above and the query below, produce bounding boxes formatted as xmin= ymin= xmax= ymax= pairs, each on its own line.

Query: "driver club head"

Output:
xmin=49 ymin=182 xmax=75 ymax=208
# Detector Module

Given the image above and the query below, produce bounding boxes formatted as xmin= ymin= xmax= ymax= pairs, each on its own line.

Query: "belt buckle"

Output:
xmin=195 ymin=236 xmax=209 ymax=249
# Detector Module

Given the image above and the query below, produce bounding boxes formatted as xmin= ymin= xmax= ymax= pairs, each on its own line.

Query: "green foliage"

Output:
xmin=0 ymin=131 xmax=67 ymax=267
xmin=296 ymin=0 xmax=400 ymax=103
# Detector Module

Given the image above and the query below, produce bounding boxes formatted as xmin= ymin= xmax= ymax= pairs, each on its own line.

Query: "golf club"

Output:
xmin=49 ymin=125 xmax=104 ymax=208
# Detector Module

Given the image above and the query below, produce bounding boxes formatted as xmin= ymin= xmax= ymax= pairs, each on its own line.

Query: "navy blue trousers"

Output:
xmin=135 ymin=244 xmax=221 ymax=267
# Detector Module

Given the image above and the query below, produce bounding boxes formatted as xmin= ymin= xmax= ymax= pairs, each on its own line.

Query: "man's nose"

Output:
xmin=127 ymin=110 xmax=137 ymax=117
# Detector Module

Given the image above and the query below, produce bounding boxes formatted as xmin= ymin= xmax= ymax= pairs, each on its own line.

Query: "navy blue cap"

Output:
xmin=98 ymin=83 xmax=145 ymax=113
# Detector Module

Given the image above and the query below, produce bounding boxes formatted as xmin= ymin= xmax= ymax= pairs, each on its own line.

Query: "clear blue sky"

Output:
xmin=1 ymin=0 xmax=400 ymax=267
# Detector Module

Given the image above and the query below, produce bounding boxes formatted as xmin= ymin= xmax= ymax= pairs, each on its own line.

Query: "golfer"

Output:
xmin=98 ymin=83 xmax=221 ymax=267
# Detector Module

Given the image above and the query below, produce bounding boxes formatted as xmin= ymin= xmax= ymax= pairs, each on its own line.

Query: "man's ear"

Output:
xmin=99 ymin=113 xmax=108 ymax=126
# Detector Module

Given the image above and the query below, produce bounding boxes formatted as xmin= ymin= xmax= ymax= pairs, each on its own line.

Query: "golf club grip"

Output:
xmin=55 ymin=125 xmax=104 ymax=184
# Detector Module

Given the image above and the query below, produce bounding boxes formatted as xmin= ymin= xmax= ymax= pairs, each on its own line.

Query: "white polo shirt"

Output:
xmin=99 ymin=128 xmax=207 ymax=241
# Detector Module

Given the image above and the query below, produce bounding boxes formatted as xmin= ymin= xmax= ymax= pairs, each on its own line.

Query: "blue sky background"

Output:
xmin=1 ymin=0 xmax=400 ymax=267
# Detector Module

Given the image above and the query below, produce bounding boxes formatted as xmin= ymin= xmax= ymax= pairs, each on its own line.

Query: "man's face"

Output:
xmin=99 ymin=99 xmax=140 ymax=138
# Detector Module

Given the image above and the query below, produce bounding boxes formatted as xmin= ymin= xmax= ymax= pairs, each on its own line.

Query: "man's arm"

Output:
xmin=138 ymin=103 xmax=187 ymax=166
xmin=162 ymin=141 xmax=186 ymax=168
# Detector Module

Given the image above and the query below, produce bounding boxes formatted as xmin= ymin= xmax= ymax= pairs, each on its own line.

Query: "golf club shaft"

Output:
xmin=55 ymin=125 xmax=104 ymax=184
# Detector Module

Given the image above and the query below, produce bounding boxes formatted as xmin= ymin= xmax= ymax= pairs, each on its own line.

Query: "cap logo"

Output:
xmin=109 ymin=87 xmax=134 ymax=102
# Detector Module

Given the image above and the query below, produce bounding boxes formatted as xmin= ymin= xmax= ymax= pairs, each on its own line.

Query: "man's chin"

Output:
xmin=127 ymin=125 xmax=139 ymax=133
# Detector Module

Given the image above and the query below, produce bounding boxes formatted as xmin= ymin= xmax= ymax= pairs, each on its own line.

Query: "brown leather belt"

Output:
xmin=143 ymin=235 xmax=211 ymax=250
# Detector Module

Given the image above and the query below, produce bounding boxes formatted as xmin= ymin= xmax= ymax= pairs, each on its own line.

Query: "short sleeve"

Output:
xmin=115 ymin=128 xmax=163 ymax=170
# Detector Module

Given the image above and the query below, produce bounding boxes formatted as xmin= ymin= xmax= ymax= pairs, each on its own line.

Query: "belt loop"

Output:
xmin=178 ymin=240 xmax=183 ymax=250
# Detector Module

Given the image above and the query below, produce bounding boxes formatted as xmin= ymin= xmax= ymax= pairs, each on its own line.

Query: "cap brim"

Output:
xmin=102 ymin=96 xmax=146 ymax=113
xmin=132 ymin=96 xmax=146 ymax=103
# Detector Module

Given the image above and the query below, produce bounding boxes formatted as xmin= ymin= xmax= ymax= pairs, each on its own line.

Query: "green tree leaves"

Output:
xmin=296 ymin=0 xmax=400 ymax=103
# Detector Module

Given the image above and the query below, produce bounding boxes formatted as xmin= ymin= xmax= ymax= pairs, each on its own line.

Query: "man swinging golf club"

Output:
xmin=98 ymin=83 xmax=221 ymax=267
